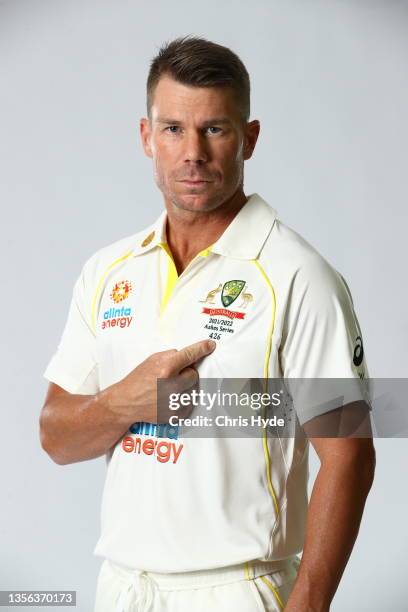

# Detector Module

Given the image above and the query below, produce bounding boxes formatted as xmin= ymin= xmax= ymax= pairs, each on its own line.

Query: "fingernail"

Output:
xmin=208 ymin=340 xmax=217 ymax=350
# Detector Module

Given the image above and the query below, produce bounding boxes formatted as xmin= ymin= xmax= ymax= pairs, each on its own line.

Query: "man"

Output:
xmin=40 ymin=35 xmax=375 ymax=611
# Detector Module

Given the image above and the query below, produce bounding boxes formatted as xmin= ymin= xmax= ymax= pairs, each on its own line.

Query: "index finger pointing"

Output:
xmin=170 ymin=340 xmax=216 ymax=373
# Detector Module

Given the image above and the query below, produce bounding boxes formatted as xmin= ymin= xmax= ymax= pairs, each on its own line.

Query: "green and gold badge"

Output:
xmin=221 ymin=280 xmax=246 ymax=307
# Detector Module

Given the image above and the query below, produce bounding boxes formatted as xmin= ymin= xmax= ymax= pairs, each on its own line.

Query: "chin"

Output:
xmin=173 ymin=191 xmax=220 ymax=212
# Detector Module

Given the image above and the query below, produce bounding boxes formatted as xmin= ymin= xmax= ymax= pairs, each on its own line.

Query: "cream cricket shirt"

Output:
xmin=43 ymin=193 xmax=369 ymax=572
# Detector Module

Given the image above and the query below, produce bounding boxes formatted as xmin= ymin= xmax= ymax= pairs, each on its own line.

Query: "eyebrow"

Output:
xmin=156 ymin=117 xmax=232 ymax=127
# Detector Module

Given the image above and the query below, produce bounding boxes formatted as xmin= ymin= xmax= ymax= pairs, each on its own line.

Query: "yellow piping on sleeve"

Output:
xmin=91 ymin=250 xmax=134 ymax=333
xmin=252 ymin=259 xmax=280 ymax=520
xmin=260 ymin=575 xmax=284 ymax=610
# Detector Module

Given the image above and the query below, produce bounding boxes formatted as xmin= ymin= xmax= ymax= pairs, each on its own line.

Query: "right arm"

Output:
xmin=39 ymin=340 xmax=216 ymax=465
xmin=39 ymin=382 xmax=131 ymax=465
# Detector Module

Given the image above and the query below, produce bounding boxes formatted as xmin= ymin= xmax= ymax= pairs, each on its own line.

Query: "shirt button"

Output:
xmin=141 ymin=231 xmax=155 ymax=247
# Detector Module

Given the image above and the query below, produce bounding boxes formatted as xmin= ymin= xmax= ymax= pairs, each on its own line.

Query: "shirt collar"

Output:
xmin=209 ymin=193 xmax=277 ymax=259
xmin=131 ymin=209 xmax=168 ymax=256
xmin=132 ymin=193 xmax=277 ymax=260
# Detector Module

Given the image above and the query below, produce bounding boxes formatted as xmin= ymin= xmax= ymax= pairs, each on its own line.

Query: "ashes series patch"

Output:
xmin=199 ymin=279 xmax=254 ymax=340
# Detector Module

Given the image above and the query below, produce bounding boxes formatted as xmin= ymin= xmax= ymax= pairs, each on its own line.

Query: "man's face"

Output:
xmin=140 ymin=75 xmax=259 ymax=213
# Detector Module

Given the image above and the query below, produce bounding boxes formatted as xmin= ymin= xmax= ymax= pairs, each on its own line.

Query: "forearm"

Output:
xmin=285 ymin=451 xmax=375 ymax=611
xmin=39 ymin=385 xmax=131 ymax=465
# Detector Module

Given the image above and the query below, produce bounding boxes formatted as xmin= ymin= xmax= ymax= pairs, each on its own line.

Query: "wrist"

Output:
xmin=286 ymin=585 xmax=331 ymax=612
xmin=95 ymin=383 xmax=133 ymax=429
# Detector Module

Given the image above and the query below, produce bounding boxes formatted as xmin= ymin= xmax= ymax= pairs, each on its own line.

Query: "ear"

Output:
xmin=243 ymin=120 xmax=260 ymax=161
xmin=140 ymin=117 xmax=153 ymax=158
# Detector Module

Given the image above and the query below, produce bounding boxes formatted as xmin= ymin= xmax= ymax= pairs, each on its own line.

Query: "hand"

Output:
xmin=104 ymin=339 xmax=216 ymax=425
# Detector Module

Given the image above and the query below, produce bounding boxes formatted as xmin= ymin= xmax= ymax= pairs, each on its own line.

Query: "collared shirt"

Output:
xmin=43 ymin=193 xmax=369 ymax=572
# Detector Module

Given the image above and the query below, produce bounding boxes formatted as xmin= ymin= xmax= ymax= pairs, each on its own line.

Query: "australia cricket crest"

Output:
xmin=221 ymin=280 xmax=246 ymax=307
xmin=199 ymin=279 xmax=254 ymax=339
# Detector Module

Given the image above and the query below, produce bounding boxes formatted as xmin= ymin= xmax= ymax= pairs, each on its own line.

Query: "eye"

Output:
xmin=165 ymin=126 xmax=181 ymax=134
xmin=206 ymin=127 xmax=222 ymax=134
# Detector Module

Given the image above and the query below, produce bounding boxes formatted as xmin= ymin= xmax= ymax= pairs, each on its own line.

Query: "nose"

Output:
xmin=183 ymin=130 xmax=208 ymax=163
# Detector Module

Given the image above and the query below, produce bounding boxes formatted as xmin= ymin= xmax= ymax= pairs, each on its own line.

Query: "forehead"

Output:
xmin=151 ymin=75 xmax=239 ymax=121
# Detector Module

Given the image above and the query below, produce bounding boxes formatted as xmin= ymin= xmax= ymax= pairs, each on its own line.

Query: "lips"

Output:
xmin=179 ymin=180 xmax=212 ymax=186
xmin=182 ymin=181 xmax=208 ymax=185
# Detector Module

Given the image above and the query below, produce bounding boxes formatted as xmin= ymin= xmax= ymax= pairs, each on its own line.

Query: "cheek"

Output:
xmin=221 ymin=149 xmax=243 ymax=177
xmin=214 ymin=137 xmax=243 ymax=165
xmin=153 ymin=150 xmax=171 ymax=178
xmin=154 ymin=143 xmax=178 ymax=170
xmin=229 ymin=137 xmax=244 ymax=162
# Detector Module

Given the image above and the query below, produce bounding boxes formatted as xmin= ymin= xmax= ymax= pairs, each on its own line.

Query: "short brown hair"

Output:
xmin=146 ymin=35 xmax=250 ymax=123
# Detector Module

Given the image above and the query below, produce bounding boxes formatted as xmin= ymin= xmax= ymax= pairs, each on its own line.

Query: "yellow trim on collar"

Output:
xmin=158 ymin=243 xmax=213 ymax=314
xmin=159 ymin=243 xmax=178 ymax=315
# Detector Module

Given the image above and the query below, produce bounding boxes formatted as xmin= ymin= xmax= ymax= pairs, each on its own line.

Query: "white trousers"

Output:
xmin=94 ymin=556 xmax=300 ymax=612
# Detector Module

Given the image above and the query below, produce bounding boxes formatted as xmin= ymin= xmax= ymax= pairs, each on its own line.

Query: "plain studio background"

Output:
xmin=1 ymin=1 xmax=407 ymax=610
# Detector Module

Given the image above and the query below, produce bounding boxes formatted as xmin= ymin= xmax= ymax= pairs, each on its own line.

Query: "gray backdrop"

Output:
xmin=1 ymin=0 xmax=407 ymax=610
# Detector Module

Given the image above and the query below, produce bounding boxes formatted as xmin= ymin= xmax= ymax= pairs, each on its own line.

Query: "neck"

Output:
xmin=164 ymin=189 xmax=248 ymax=275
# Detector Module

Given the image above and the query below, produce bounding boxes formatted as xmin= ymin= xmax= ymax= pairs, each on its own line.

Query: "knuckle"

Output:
xmin=183 ymin=348 xmax=193 ymax=363
xmin=157 ymin=366 xmax=170 ymax=379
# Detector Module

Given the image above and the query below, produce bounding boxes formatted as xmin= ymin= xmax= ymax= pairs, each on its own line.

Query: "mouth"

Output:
xmin=179 ymin=180 xmax=211 ymax=186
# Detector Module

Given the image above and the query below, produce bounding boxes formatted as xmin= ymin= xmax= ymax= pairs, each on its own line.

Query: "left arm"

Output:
xmin=285 ymin=435 xmax=376 ymax=611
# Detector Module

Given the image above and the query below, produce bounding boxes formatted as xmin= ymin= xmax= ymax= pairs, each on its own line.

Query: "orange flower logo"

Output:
xmin=110 ymin=280 xmax=132 ymax=304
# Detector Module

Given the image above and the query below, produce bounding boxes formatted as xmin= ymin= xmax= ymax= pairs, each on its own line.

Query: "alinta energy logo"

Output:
xmin=121 ymin=421 xmax=183 ymax=464
xmin=101 ymin=280 xmax=133 ymax=330
xmin=111 ymin=280 xmax=132 ymax=303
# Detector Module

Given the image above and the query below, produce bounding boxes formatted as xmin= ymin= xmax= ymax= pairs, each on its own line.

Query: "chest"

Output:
xmin=95 ymin=252 xmax=276 ymax=387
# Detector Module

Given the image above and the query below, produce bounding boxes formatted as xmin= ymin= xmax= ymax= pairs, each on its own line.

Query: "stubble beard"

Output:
xmin=154 ymin=159 xmax=245 ymax=214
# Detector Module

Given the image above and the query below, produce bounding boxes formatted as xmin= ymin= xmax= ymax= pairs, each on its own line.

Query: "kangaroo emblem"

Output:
xmin=237 ymin=284 xmax=253 ymax=309
xmin=199 ymin=283 xmax=222 ymax=304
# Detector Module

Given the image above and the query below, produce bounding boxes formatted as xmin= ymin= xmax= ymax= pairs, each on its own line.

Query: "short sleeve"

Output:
xmin=43 ymin=265 xmax=99 ymax=395
xmin=279 ymin=256 xmax=371 ymax=426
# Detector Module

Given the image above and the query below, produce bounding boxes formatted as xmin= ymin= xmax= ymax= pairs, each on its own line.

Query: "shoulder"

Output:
xmin=262 ymin=216 xmax=354 ymax=308
xmin=70 ymin=226 xmax=154 ymax=326
xmin=78 ymin=225 xmax=152 ymax=287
